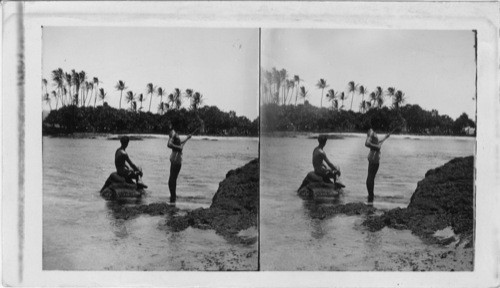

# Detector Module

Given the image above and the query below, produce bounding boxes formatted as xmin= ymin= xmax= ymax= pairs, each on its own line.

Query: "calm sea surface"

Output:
xmin=260 ymin=134 xmax=474 ymax=270
xmin=43 ymin=136 xmax=258 ymax=270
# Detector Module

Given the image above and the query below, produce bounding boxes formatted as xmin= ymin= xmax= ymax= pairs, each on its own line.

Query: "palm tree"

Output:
xmin=157 ymin=87 xmax=165 ymax=110
xmin=264 ymin=70 xmax=273 ymax=104
xmin=365 ymin=101 xmax=372 ymax=110
xmin=287 ymin=79 xmax=295 ymax=105
xmin=64 ymin=72 xmax=72 ymax=106
xmin=86 ymin=82 xmax=94 ymax=107
xmin=138 ymin=93 xmax=145 ymax=111
xmin=61 ymin=87 xmax=67 ymax=109
xmin=125 ymin=90 xmax=136 ymax=110
xmin=271 ymin=67 xmax=281 ymax=104
xmin=279 ymin=69 xmax=288 ymax=104
xmin=131 ymin=101 xmax=137 ymax=112
xmin=43 ymin=93 xmax=52 ymax=110
xmin=51 ymin=91 xmax=58 ymax=110
xmin=167 ymin=93 xmax=174 ymax=109
xmin=392 ymin=90 xmax=406 ymax=110
xmin=72 ymin=94 xmax=79 ymax=106
xmin=78 ymin=71 xmax=87 ymax=105
xmin=358 ymin=85 xmax=367 ymax=112
xmin=147 ymin=83 xmax=156 ymax=112
xmin=51 ymin=68 xmax=64 ymax=106
xmin=158 ymin=102 xmax=168 ymax=114
xmin=115 ymin=80 xmax=127 ymax=109
xmin=326 ymin=89 xmax=339 ymax=110
xmin=339 ymin=92 xmax=347 ymax=109
xmin=347 ymin=81 xmax=358 ymax=110
xmin=386 ymin=87 xmax=396 ymax=99
xmin=294 ymin=75 xmax=301 ymax=105
xmin=284 ymin=79 xmax=290 ymax=104
xmin=316 ymin=78 xmax=329 ymax=108
xmin=42 ymin=78 xmax=48 ymax=98
xmin=170 ymin=88 xmax=182 ymax=110
xmin=262 ymin=85 xmax=269 ymax=105
xmin=299 ymin=86 xmax=308 ymax=103
xmin=191 ymin=91 xmax=204 ymax=110
xmin=98 ymin=88 xmax=107 ymax=105
xmin=369 ymin=91 xmax=377 ymax=108
xmin=375 ymin=86 xmax=384 ymax=108
xmin=81 ymin=81 xmax=89 ymax=107
xmin=185 ymin=88 xmax=193 ymax=99
xmin=71 ymin=70 xmax=80 ymax=106
xmin=93 ymin=77 xmax=100 ymax=107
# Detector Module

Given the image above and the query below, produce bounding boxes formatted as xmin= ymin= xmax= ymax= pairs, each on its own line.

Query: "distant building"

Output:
xmin=463 ymin=126 xmax=475 ymax=135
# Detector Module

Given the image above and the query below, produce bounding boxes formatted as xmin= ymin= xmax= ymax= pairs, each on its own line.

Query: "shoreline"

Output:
xmin=42 ymin=132 xmax=259 ymax=141
xmin=261 ymin=131 xmax=475 ymax=140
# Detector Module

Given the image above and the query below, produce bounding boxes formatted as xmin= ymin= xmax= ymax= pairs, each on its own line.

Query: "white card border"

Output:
xmin=2 ymin=1 xmax=499 ymax=287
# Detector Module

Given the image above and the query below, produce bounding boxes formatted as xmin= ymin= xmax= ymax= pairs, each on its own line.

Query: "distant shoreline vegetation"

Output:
xmin=260 ymin=67 xmax=475 ymax=136
xmin=261 ymin=103 xmax=475 ymax=136
xmin=43 ymin=105 xmax=258 ymax=137
xmin=42 ymin=68 xmax=258 ymax=136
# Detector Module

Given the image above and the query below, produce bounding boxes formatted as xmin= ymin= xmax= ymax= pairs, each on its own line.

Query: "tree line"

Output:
xmin=43 ymin=104 xmax=258 ymax=136
xmin=261 ymin=102 xmax=475 ymax=136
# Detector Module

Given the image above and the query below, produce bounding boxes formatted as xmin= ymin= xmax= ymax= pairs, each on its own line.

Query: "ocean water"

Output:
xmin=42 ymin=136 xmax=258 ymax=270
xmin=260 ymin=134 xmax=475 ymax=270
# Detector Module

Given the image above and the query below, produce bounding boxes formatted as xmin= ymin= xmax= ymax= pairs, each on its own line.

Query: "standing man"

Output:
xmin=115 ymin=136 xmax=147 ymax=188
xmin=167 ymin=120 xmax=192 ymax=203
xmin=365 ymin=120 xmax=391 ymax=203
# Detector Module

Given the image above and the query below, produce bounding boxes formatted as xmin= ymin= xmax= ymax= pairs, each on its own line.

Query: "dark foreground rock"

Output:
xmin=166 ymin=159 xmax=259 ymax=243
xmin=306 ymin=156 xmax=474 ymax=245
xmin=363 ymin=156 xmax=474 ymax=244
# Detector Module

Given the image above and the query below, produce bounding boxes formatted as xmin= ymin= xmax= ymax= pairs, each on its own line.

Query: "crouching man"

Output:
xmin=115 ymin=136 xmax=147 ymax=188
xmin=312 ymin=135 xmax=343 ymax=186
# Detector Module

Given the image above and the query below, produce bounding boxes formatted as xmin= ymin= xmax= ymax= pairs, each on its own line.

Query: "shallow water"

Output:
xmin=260 ymin=134 xmax=474 ymax=270
xmin=43 ymin=136 xmax=258 ymax=270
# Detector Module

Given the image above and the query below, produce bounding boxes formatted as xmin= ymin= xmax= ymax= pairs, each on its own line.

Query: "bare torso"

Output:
xmin=312 ymin=147 xmax=326 ymax=173
xmin=115 ymin=148 xmax=129 ymax=175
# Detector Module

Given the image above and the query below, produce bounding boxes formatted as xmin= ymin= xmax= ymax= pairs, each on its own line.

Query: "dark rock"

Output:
xmin=297 ymin=171 xmax=342 ymax=199
xmin=363 ymin=156 xmax=474 ymax=243
xmin=166 ymin=159 xmax=259 ymax=243
xmin=100 ymin=172 xmax=145 ymax=200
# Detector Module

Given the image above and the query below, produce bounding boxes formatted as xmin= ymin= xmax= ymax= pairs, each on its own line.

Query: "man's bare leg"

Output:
xmin=134 ymin=169 xmax=148 ymax=189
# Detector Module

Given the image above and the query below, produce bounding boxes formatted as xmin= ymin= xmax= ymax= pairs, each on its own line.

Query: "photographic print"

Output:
xmin=260 ymin=29 xmax=476 ymax=271
xmin=41 ymin=27 xmax=259 ymax=271
xmin=3 ymin=1 xmax=499 ymax=287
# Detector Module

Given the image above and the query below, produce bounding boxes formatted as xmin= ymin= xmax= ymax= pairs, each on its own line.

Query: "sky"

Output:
xmin=262 ymin=29 xmax=476 ymax=120
xmin=42 ymin=27 xmax=259 ymax=119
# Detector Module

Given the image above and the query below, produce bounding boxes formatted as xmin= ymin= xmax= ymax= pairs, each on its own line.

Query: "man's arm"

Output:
xmin=124 ymin=153 xmax=139 ymax=171
xmin=167 ymin=135 xmax=184 ymax=150
xmin=180 ymin=135 xmax=192 ymax=145
xmin=322 ymin=152 xmax=339 ymax=172
xmin=379 ymin=133 xmax=390 ymax=144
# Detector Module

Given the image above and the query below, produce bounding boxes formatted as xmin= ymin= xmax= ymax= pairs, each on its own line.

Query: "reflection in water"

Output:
xmin=302 ymin=196 xmax=343 ymax=239
xmin=105 ymin=199 xmax=146 ymax=239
